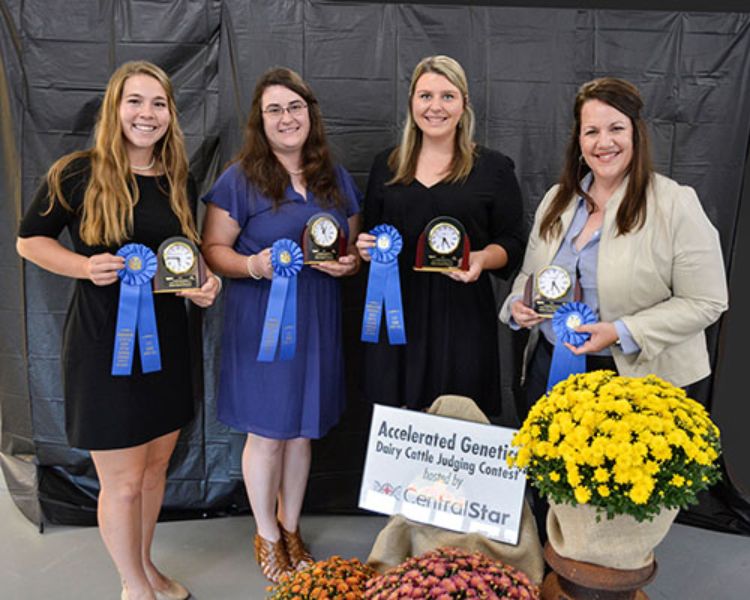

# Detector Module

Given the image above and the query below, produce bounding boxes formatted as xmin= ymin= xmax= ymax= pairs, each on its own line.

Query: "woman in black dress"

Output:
xmin=16 ymin=61 xmax=219 ymax=600
xmin=356 ymin=55 xmax=526 ymax=415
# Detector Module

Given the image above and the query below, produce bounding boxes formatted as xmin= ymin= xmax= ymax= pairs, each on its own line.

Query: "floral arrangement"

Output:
xmin=508 ymin=370 xmax=722 ymax=522
xmin=267 ymin=555 xmax=375 ymax=599
xmin=364 ymin=547 xmax=539 ymax=599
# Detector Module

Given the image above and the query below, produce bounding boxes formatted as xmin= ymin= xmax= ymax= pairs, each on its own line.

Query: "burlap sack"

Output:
xmin=365 ymin=394 xmax=545 ymax=585
xmin=547 ymin=500 xmax=679 ymax=570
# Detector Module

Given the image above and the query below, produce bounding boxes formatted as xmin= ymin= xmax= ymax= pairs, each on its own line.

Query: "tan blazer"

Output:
xmin=499 ymin=173 xmax=728 ymax=387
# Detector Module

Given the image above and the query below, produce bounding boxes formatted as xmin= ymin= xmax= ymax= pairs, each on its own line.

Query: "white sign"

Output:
xmin=358 ymin=404 xmax=527 ymax=545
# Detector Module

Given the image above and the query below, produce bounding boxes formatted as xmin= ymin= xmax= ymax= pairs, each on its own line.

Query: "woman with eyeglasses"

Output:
xmin=356 ymin=55 xmax=526 ymax=415
xmin=201 ymin=67 xmax=362 ymax=583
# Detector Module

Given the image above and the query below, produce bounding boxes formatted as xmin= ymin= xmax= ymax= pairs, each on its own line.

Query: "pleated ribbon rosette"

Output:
xmin=546 ymin=301 xmax=596 ymax=391
xmin=111 ymin=243 xmax=161 ymax=375
xmin=257 ymin=238 xmax=304 ymax=362
xmin=361 ymin=224 xmax=406 ymax=345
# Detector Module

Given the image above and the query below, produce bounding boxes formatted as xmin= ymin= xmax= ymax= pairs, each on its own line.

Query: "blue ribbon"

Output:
xmin=257 ymin=239 xmax=303 ymax=362
xmin=111 ymin=244 xmax=161 ymax=376
xmin=361 ymin=225 xmax=406 ymax=345
xmin=546 ymin=301 xmax=596 ymax=391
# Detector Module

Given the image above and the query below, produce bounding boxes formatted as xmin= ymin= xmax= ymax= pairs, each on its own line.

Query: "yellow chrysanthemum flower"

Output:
xmin=574 ymin=486 xmax=591 ymax=504
xmin=506 ymin=370 xmax=721 ymax=522
xmin=670 ymin=474 xmax=685 ymax=487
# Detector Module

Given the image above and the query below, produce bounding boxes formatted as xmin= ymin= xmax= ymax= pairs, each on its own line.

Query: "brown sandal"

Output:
xmin=254 ymin=533 xmax=293 ymax=584
xmin=280 ymin=524 xmax=314 ymax=571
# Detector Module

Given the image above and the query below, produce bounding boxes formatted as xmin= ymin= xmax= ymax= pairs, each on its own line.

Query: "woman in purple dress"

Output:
xmin=201 ymin=67 xmax=361 ymax=583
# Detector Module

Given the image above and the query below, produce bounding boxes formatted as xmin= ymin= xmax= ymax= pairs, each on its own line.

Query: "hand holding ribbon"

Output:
xmin=361 ymin=224 xmax=406 ymax=345
xmin=111 ymin=244 xmax=161 ymax=376
xmin=546 ymin=301 xmax=596 ymax=392
xmin=257 ymin=239 xmax=303 ymax=362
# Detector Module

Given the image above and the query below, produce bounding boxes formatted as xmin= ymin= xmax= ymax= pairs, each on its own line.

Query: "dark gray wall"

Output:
xmin=1 ymin=0 xmax=748 ymax=532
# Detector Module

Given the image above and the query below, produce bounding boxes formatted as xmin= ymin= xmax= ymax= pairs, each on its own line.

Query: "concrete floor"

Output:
xmin=1 ymin=481 xmax=748 ymax=599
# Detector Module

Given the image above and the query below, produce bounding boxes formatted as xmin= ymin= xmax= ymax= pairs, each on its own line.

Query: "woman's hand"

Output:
xmin=444 ymin=250 xmax=485 ymax=283
xmin=510 ymin=299 xmax=545 ymax=329
xmin=565 ymin=321 xmax=619 ymax=355
xmin=85 ymin=253 xmax=125 ymax=286
xmin=249 ymin=248 xmax=274 ymax=279
xmin=444 ymin=245 xmax=508 ymax=284
xmin=177 ymin=270 xmax=222 ymax=308
xmin=311 ymin=253 xmax=359 ymax=277
xmin=355 ymin=232 xmax=376 ymax=262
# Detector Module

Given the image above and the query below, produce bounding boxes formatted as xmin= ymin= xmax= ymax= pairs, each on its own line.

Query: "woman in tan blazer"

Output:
xmin=499 ymin=77 xmax=728 ymax=422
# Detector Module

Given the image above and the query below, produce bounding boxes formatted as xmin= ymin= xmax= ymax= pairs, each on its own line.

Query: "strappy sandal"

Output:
xmin=254 ymin=533 xmax=293 ymax=583
xmin=280 ymin=524 xmax=315 ymax=571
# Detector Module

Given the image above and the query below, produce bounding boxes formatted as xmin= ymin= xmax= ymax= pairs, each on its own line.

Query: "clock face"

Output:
xmin=163 ymin=241 xmax=195 ymax=274
xmin=427 ymin=222 xmax=461 ymax=255
xmin=310 ymin=216 xmax=338 ymax=248
xmin=536 ymin=265 xmax=571 ymax=300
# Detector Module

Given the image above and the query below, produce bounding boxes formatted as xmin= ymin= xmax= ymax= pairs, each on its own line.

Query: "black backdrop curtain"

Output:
xmin=1 ymin=0 xmax=748 ymax=534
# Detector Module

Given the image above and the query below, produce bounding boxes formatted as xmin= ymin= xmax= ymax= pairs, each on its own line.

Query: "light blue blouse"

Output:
xmin=509 ymin=176 xmax=639 ymax=355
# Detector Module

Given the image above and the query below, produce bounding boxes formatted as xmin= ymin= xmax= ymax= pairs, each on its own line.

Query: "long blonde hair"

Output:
xmin=388 ymin=55 xmax=476 ymax=185
xmin=45 ymin=60 xmax=197 ymax=246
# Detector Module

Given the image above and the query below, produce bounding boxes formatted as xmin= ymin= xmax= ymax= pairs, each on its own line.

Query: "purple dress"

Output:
xmin=202 ymin=163 xmax=361 ymax=439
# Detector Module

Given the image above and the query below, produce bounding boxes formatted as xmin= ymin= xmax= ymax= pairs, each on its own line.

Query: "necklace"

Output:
xmin=286 ymin=167 xmax=303 ymax=176
xmin=131 ymin=157 xmax=156 ymax=172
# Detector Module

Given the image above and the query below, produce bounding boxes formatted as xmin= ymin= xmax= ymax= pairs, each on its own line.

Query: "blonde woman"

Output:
xmin=356 ymin=55 xmax=525 ymax=413
xmin=17 ymin=61 xmax=219 ymax=600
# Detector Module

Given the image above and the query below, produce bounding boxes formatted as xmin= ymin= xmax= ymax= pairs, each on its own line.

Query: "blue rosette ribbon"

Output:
xmin=361 ymin=224 xmax=406 ymax=345
xmin=257 ymin=239 xmax=304 ymax=362
xmin=546 ymin=301 xmax=597 ymax=391
xmin=111 ymin=243 xmax=161 ymax=376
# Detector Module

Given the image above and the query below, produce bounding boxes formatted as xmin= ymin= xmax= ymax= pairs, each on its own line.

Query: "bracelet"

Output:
xmin=212 ymin=273 xmax=223 ymax=293
xmin=247 ymin=254 xmax=263 ymax=280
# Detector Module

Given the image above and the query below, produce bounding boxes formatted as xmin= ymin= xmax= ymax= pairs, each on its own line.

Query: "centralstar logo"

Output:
xmin=373 ymin=481 xmax=403 ymax=499
xmin=402 ymin=485 xmax=511 ymax=525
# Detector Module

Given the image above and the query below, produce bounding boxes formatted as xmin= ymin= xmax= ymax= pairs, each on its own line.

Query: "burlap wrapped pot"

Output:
xmin=547 ymin=500 xmax=679 ymax=570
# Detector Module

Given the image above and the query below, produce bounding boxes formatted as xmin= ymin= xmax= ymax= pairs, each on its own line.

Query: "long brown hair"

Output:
xmin=539 ymin=77 xmax=653 ymax=240
xmin=45 ymin=60 xmax=197 ymax=246
xmin=235 ymin=67 xmax=344 ymax=210
xmin=388 ymin=55 xmax=476 ymax=185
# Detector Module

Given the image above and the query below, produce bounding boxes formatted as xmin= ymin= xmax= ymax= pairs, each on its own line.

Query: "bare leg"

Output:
xmin=139 ymin=430 xmax=181 ymax=594
xmin=276 ymin=437 xmax=311 ymax=532
xmin=242 ymin=433 xmax=285 ymax=540
xmin=91 ymin=444 xmax=156 ymax=600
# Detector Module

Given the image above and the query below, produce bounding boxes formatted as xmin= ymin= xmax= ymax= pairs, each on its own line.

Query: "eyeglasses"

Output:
xmin=262 ymin=101 xmax=308 ymax=118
